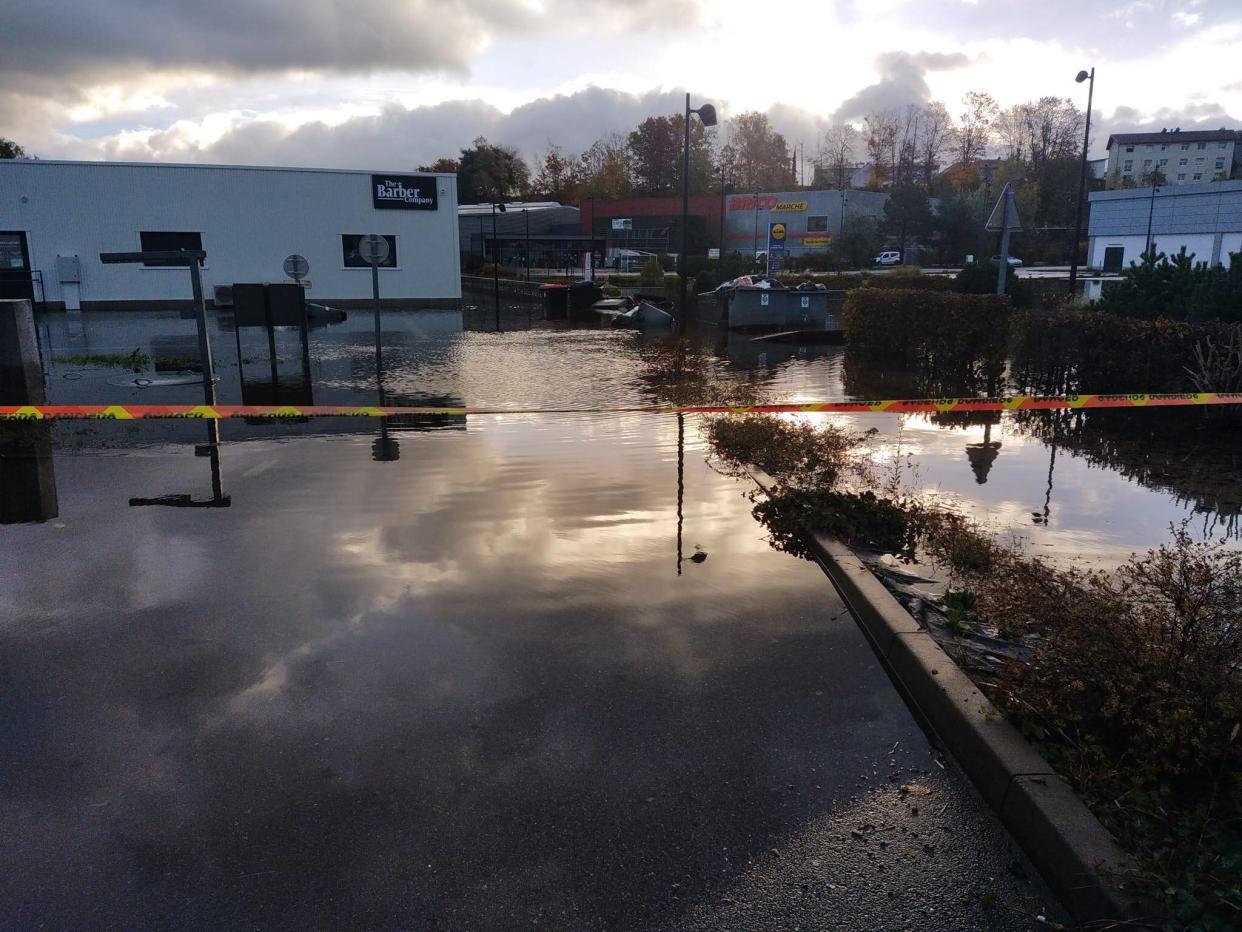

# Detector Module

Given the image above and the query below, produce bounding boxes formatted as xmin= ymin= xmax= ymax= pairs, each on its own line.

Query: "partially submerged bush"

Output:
xmin=843 ymin=288 xmax=1011 ymax=360
xmin=705 ymin=415 xmax=864 ymax=489
xmin=752 ymin=488 xmax=918 ymax=560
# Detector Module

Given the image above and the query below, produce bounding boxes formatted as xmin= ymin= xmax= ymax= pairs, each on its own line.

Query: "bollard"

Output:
xmin=0 ymin=298 xmax=45 ymax=405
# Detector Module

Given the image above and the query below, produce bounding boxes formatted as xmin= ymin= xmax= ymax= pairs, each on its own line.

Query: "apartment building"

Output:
xmin=1105 ymin=128 xmax=1241 ymax=189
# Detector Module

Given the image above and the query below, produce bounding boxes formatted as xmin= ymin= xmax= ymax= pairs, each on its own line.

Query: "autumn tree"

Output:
xmin=863 ymin=110 xmax=899 ymax=188
xmin=721 ymin=112 xmax=791 ymax=191
xmin=918 ymin=101 xmax=953 ymax=188
xmin=627 ymin=116 xmax=679 ymax=195
xmin=456 ymin=137 xmax=530 ymax=204
xmin=418 ymin=157 xmax=460 ymax=173
xmin=0 ymin=138 xmax=32 ymax=159
xmin=952 ymin=91 xmax=998 ymax=165
xmin=578 ymin=133 xmax=633 ymax=199
xmin=530 ymin=146 xmax=581 ymax=203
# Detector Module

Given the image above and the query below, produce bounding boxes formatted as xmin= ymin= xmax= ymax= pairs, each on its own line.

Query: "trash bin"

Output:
xmin=540 ymin=283 xmax=569 ymax=320
xmin=567 ymin=279 xmax=603 ymax=313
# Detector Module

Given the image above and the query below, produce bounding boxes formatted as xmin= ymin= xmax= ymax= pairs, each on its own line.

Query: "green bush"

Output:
xmin=843 ymin=288 xmax=1011 ymax=359
xmin=954 ymin=261 xmax=1034 ymax=307
xmin=1098 ymin=248 xmax=1242 ymax=322
xmin=638 ymin=257 xmax=666 ymax=288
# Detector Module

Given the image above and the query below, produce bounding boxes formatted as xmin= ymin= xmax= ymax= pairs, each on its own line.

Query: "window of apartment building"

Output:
xmin=341 ymin=234 xmax=397 ymax=268
xmin=1219 ymin=142 xmax=1228 ymax=150
xmin=1193 ymin=173 xmax=1203 ymax=181
xmin=1181 ymin=143 xmax=1189 ymax=150
xmin=806 ymin=215 xmax=829 ymax=233
xmin=1179 ymin=158 xmax=1188 ymax=166
xmin=138 ymin=231 xmax=203 ymax=267
xmin=1198 ymin=142 xmax=1207 ymax=150
xmin=1159 ymin=158 xmax=1168 ymax=166
xmin=1177 ymin=173 xmax=1186 ymax=181
xmin=1196 ymin=156 xmax=1205 ymax=164
xmin=1217 ymin=158 xmax=1227 ymax=171
xmin=1123 ymin=159 xmax=1133 ymax=171
xmin=1125 ymin=145 xmax=1134 ymax=153
xmin=1143 ymin=159 xmax=1153 ymax=168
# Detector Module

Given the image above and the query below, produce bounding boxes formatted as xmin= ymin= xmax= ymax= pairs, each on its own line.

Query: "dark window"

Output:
xmin=1125 ymin=146 xmax=1134 ymax=153
xmin=342 ymin=234 xmax=397 ymax=268
xmin=1216 ymin=159 xmax=1226 ymax=170
xmin=1103 ymin=246 xmax=1125 ymax=272
xmin=1193 ymin=173 xmax=1203 ymax=181
xmin=139 ymin=231 xmax=202 ymax=266
xmin=806 ymin=215 xmax=829 ymax=233
xmin=1197 ymin=142 xmax=1206 ymax=150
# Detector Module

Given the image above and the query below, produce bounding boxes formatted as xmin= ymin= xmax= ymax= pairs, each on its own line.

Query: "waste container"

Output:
xmin=567 ymin=279 xmax=603 ymax=313
xmin=540 ymin=283 xmax=569 ymax=320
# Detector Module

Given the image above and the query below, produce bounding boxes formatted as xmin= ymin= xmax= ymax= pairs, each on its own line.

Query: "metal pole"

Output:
xmin=996 ymin=184 xmax=1012 ymax=296
xmin=1068 ymin=67 xmax=1094 ymax=296
xmin=524 ymin=208 xmax=530 ymax=282
xmin=492 ymin=204 xmax=501 ymax=332
xmin=752 ymin=193 xmax=759 ymax=261
xmin=718 ymin=168 xmax=726 ymax=256
xmin=678 ymin=93 xmax=691 ymax=336
xmin=188 ymin=257 xmax=216 ymax=406
xmin=1145 ymin=183 xmax=1159 ymax=257
xmin=371 ymin=261 xmax=382 ymax=376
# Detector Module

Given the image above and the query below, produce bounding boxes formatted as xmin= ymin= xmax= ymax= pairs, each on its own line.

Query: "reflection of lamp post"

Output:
xmin=678 ymin=94 xmax=717 ymax=335
xmin=1068 ymin=67 xmax=1095 ymax=296
xmin=492 ymin=202 xmax=507 ymax=332
xmin=965 ymin=420 xmax=1002 ymax=485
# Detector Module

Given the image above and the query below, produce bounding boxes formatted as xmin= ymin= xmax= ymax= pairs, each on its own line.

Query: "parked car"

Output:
xmin=990 ymin=254 xmax=1024 ymax=268
xmin=873 ymin=251 xmax=902 ymax=266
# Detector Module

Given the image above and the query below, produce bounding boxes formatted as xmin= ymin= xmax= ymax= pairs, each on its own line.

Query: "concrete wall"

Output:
xmin=0 ymin=160 xmax=461 ymax=309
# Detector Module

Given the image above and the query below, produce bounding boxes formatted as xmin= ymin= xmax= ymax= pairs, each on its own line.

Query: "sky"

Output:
xmin=2 ymin=0 xmax=1240 ymax=170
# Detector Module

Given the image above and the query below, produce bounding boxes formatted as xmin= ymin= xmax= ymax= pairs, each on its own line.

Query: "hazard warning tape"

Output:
xmin=2 ymin=394 xmax=1241 ymax=420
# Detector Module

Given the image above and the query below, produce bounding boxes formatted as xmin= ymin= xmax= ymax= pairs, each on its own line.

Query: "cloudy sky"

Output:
xmin=3 ymin=0 xmax=1239 ymax=169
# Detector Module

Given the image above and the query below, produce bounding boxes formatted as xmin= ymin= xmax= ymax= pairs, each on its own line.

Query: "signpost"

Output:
xmin=359 ymin=234 xmax=389 ymax=369
xmin=283 ymin=253 xmax=309 ymax=282
xmin=985 ymin=183 xmax=1021 ymax=295
xmin=766 ymin=222 xmax=787 ymax=275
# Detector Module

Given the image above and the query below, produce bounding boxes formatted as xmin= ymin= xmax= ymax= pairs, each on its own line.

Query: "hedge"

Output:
xmin=843 ymin=288 xmax=1011 ymax=359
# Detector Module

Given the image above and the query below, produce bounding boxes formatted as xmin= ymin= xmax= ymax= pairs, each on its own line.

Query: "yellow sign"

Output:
xmin=803 ymin=235 xmax=831 ymax=247
xmin=771 ymin=201 xmax=807 ymax=211
xmin=770 ymin=223 xmax=786 ymax=241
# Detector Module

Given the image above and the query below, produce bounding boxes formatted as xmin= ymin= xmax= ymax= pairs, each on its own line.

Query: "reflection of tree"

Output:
xmin=843 ymin=344 xmax=1005 ymax=408
xmin=1013 ymin=409 xmax=1242 ymax=537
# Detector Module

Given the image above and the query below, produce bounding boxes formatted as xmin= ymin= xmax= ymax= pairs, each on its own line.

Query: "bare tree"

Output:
xmin=894 ymin=104 xmax=922 ymax=186
xmin=818 ymin=123 xmax=859 ymax=189
xmin=995 ymin=103 xmax=1034 ymax=160
xmin=864 ymin=109 xmax=900 ymax=188
xmin=919 ymin=101 xmax=952 ymax=187
xmin=952 ymin=91 xmax=998 ymax=165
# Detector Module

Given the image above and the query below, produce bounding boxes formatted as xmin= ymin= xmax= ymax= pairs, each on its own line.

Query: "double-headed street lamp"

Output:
xmin=1068 ymin=67 xmax=1095 ymax=297
xmin=679 ymin=94 xmax=717 ymax=335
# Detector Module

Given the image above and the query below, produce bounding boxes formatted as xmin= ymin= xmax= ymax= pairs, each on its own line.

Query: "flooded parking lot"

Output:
xmin=4 ymin=300 xmax=1237 ymax=927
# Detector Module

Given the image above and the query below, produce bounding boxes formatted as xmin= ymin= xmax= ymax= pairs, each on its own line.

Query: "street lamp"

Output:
xmin=1068 ymin=67 xmax=1095 ymax=297
xmin=679 ymin=93 xmax=717 ymax=335
xmin=492 ymin=201 xmax=507 ymax=331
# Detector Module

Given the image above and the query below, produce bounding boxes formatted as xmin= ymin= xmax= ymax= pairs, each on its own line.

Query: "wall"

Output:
xmin=1087 ymin=180 xmax=1242 ymax=271
xmin=0 ymin=160 xmax=461 ymax=309
xmin=724 ymin=189 xmax=890 ymax=257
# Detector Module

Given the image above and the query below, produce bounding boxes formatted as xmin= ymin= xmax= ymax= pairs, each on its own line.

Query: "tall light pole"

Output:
xmin=718 ymin=166 xmax=727 ymax=257
xmin=679 ymin=93 xmax=717 ymax=335
xmin=1145 ymin=182 xmax=1161 ymax=257
xmin=1068 ymin=67 xmax=1095 ymax=297
xmin=524 ymin=208 xmax=530 ymax=282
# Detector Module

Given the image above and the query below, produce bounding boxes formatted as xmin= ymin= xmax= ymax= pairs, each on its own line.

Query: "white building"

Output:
xmin=1084 ymin=180 xmax=1242 ymax=297
xmin=0 ymin=160 xmax=461 ymax=311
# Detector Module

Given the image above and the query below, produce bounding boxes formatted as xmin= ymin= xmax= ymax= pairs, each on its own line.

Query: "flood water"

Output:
xmin=2 ymin=296 xmax=1233 ymax=927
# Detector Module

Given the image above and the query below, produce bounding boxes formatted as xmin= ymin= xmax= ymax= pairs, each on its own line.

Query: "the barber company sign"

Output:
xmin=372 ymin=174 xmax=439 ymax=210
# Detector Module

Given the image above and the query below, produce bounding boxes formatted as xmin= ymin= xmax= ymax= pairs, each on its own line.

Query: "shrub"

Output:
xmin=954 ymin=261 xmax=1034 ymax=307
xmin=1098 ymin=248 xmax=1242 ymax=323
xmin=843 ymin=288 xmax=1011 ymax=360
xmin=705 ymin=415 xmax=863 ymax=489
xmin=638 ymin=257 xmax=666 ymax=288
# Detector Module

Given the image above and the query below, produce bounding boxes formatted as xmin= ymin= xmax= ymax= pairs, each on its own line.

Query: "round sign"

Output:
xmin=770 ymin=223 xmax=786 ymax=241
xmin=359 ymin=234 xmax=390 ymax=266
xmin=283 ymin=254 xmax=310 ymax=280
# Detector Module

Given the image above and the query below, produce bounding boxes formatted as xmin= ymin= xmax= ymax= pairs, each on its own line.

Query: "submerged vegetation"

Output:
xmin=705 ymin=412 xmax=1242 ymax=928
xmin=54 ymin=348 xmax=150 ymax=372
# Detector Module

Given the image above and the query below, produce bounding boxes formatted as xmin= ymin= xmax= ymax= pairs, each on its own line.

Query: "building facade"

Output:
xmin=0 ymin=160 xmax=461 ymax=310
xmin=457 ymin=202 xmax=590 ymax=269
xmin=1104 ymin=129 xmax=1241 ymax=189
xmin=1085 ymin=180 xmax=1242 ymax=296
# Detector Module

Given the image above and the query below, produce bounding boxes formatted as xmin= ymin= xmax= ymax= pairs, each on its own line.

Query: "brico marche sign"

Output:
xmin=371 ymin=174 xmax=439 ymax=210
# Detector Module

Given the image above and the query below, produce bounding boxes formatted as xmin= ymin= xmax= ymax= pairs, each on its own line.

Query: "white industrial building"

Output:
xmin=0 ymin=160 xmax=461 ymax=311
xmin=1084 ymin=180 xmax=1242 ymax=298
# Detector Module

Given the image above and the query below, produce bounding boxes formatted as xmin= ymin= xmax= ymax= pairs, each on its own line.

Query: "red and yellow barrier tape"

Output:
xmin=2 ymin=394 xmax=1241 ymax=420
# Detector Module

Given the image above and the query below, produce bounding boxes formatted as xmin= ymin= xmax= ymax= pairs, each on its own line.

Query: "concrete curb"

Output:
xmin=804 ymin=529 xmax=1160 ymax=926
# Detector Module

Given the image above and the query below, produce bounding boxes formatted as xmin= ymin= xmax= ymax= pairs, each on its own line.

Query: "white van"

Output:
xmin=873 ymin=251 xmax=902 ymax=266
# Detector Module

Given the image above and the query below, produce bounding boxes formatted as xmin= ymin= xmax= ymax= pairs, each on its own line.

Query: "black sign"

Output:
xmin=371 ymin=174 xmax=438 ymax=211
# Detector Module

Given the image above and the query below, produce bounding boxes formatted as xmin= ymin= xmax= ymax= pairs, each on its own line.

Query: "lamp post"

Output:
xmin=1068 ymin=67 xmax=1095 ymax=297
xmin=718 ymin=166 xmax=727 ymax=257
xmin=1145 ymin=182 xmax=1161 ymax=257
xmin=679 ymin=93 xmax=717 ymax=335
xmin=492 ymin=201 xmax=507 ymax=331
xmin=524 ymin=208 xmax=530 ymax=282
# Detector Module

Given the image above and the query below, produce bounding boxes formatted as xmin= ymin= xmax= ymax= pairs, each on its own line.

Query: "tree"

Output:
xmin=530 ymin=146 xmax=581 ymax=203
xmin=831 ymin=214 xmax=884 ymax=269
xmin=952 ymin=91 xmax=998 ymax=165
xmin=721 ymin=112 xmax=791 ymax=191
xmin=883 ymin=182 xmax=934 ymax=259
xmin=863 ymin=110 xmax=899 ymax=188
xmin=418 ymin=157 xmax=460 ymax=173
xmin=0 ymin=138 xmax=30 ymax=159
xmin=627 ymin=116 xmax=679 ymax=195
xmin=933 ymin=194 xmax=989 ymax=265
xmin=918 ymin=101 xmax=953 ymax=188
xmin=457 ymin=137 xmax=530 ymax=204
xmin=817 ymin=123 xmax=858 ymax=189
xmin=578 ymin=133 xmax=632 ymax=199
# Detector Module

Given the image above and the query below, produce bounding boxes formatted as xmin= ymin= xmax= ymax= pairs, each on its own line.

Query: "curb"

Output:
xmin=805 ymin=529 xmax=1160 ymax=926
